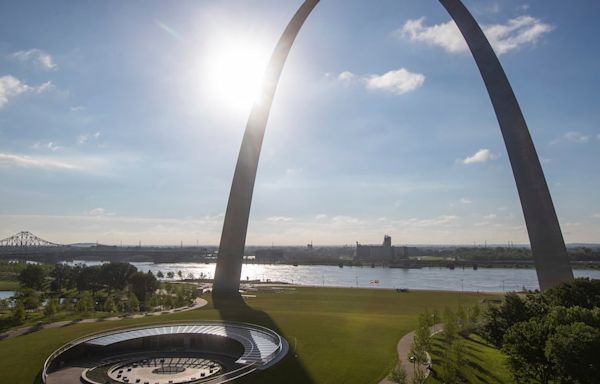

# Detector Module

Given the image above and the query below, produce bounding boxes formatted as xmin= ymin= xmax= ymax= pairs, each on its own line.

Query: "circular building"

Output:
xmin=42 ymin=321 xmax=288 ymax=384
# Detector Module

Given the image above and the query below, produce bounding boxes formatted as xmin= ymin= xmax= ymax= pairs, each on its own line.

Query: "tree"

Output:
xmin=432 ymin=309 xmax=441 ymax=331
xmin=44 ymin=298 xmax=59 ymax=320
xmin=439 ymin=338 xmax=464 ymax=384
xmin=15 ymin=288 xmax=40 ymax=310
xmin=411 ymin=311 xmax=432 ymax=364
xmin=544 ymin=278 xmax=600 ymax=309
xmin=389 ymin=363 xmax=408 ymax=384
xmin=467 ymin=304 xmax=481 ymax=331
xmin=156 ymin=271 xmax=164 ymax=279
xmin=103 ymin=296 xmax=117 ymax=313
xmin=456 ymin=305 xmax=467 ymax=335
xmin=129 ymin=271 xmax=159 ymax=304
xmin=76 ymin=266 xmax=102 ymax=293
xmin=18 ymin=264 xmax=46 ymax=290
xmin=443 ymin=307 xmax=458 ymax=345
xmin=12 ymin=302 xmax=25 ymax=324
xmin=481 ymin=292 xmax=535 ymax=346
xmin=167 ymin=271 xmax=175 ymax=279
xmin=127 ymin=293 xmax=140 ymax=312
xmin=99 ymin=262 xmax=137 ymax=291
xmin=545 ymin=321 xmax=600 ymax=383
xmin=77 ymin=291 xmax=94 ymax=313
xmin=177 ymin=270 xmax=183 ymax=280
xmin=411 ymin=366 xmax=427 ymax=384
xmin=503 ymin=318 xmax=554 ymax=384
xmin=50 ymin=264 xmax=77 ymax=291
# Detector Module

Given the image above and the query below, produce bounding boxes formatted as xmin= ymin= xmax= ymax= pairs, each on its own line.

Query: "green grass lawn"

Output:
xmin=427 ymin=333 xmax=514 ymax=384
xmin=0 ymin=280 xmax=19 ymax=291
xmin=0 ymin=287 xmax=500 ymax=384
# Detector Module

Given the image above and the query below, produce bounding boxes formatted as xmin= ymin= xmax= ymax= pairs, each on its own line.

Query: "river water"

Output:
xmin=65 ymin=261 xmax=600 ymax=292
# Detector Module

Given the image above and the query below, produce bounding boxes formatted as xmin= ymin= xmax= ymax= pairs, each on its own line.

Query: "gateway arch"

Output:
xmin=213 ymin=0 xmax=573 ymax=295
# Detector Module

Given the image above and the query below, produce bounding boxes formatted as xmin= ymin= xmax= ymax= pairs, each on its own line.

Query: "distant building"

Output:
xmin=355 ymin=235 xmax=408 ymax=262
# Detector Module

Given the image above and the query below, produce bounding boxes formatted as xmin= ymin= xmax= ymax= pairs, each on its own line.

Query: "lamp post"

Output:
xmin=409 ymin=355 xmax=416 ymax=375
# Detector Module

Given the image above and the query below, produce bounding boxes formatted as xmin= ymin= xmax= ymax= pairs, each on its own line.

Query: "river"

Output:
xmin=64 ymin=261 xmax=600 ymax=292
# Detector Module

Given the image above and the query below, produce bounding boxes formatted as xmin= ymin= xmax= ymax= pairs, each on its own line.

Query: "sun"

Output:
xmin=202 ymin=36 xmax=271 ymax=113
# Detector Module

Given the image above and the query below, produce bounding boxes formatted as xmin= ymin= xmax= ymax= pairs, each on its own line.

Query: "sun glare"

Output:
xmin=203 ymin=37 xmax=271 ymax=113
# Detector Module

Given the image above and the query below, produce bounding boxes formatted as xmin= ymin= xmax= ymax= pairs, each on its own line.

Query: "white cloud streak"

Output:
xmin=31 ymin=141 xmax=63 ymax=152
xmin=10 ymin=48 xmax=57 ymax=70
xmin=563 ymin=131 xmax=590 ymax=143
xmin=0 ymin=75 xmax=52 ymax=107
xmin=266 ymin=216 xmax=293 ymax=222
xmin=337 ymin=68 xmax=425 ymax=95
xmin=462 ymin=149 xmax=499 ymax=164
xmin=0 ymin=153 xmax=80 ymax=170
xmin=399 ymin=15 xmax=553 ymax=55
xmin=77 ymin=131 xmax=101 ymax=145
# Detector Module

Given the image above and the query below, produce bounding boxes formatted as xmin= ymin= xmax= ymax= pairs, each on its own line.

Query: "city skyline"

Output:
xmin=1 ymin=0 xmax=599 ymax=245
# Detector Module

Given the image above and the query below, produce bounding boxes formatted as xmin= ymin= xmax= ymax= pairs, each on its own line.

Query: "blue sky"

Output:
xmin=0 ymin=0 xmax=599 ymax=245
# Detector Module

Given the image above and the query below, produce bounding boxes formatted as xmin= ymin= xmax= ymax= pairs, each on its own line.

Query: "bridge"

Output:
xmin=0 ymin=231 xmax=63 ymax=248
xmin=0 ymin=231 xmax=215 ymax=263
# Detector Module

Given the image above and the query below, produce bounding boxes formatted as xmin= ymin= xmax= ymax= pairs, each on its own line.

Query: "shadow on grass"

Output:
xmin=31 ymin=368 xmax=42 ymax=384
xmin=213 ymin=293 xmax=314 ymax=384
xmin=465 ymin=360 xmax=502 ymax=381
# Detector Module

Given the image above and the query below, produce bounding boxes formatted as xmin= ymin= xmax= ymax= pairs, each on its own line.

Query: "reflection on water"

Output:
xmin=64 ymin=261 xmax=600 ymax=292
xmin=0 ymin=291 xmax=15 ymax=300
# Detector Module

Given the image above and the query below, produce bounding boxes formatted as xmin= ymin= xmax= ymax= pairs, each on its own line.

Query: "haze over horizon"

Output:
xmin=1 ymin=0 xmax=599 ymax=246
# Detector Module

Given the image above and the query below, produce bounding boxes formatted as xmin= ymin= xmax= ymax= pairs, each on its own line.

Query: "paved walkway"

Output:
xmin=0 ymin=297 xmax=208 ymax=340
xmin=379 ymin=323 xmax=444 ymax=384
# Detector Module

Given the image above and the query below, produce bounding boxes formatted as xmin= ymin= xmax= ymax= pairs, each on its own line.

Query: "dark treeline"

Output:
xmin=423 ymin=246 xmax=600 ymax=262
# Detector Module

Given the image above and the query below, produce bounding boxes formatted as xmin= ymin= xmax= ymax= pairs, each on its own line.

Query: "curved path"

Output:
xmin=0 ymin=297 xmax=207 ymax=341
xmin=379 ymin=324 xmax=443 ymax=384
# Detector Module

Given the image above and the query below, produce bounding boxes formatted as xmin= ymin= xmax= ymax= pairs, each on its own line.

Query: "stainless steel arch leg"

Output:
xmin=438 ymin=0 xmax=573 ymax=290
xmin=213 ymin=0 xmax=320 ymax=296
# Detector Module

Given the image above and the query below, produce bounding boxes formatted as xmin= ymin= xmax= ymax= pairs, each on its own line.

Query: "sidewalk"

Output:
xmin=380 ymin=324 xmax=444 ymax=383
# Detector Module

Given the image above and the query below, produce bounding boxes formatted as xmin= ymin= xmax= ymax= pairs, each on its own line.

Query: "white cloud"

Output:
xmin=406 ymin=215 xmax=459 ymax=227
xmin=399 ymin=15 xmax=553 ymax=55
xmin=70 ymin=106 xmax=85 ymax=112
xmin=460 ymin=198 xmax=472 ymax=205
xmin=315 ymin=214 xmax=328 ymax=220
xmin=401 ymin=18 xmax=467 ymax=54
xmin=563 ymin=131 xmax=590 ymax=143
xmin=597 ymin=133 xmax=600 ymax=140
xmin=365 ymin=69 xmax=426 ymax=95
xmin=483 ymin=213 xmax=497 ymax=220
xmin=77 ymin=131 xmax=101 ymax=145
xmin=0 ymin=75 xmax=52 ymax=107
xmin=88 ymin=208 xmax=106 ymax=216
xmin=10 ymin=48 xmax=57 ymax=70
xmin=337 ymin=71 xmax=355 ymax=83
xmin=31 ymin=141 xmax=63 ymax=152
xmin=332 ymin=215 xmax=361 ymax=224
xmin=266 ymin=216 xmax=293 ymax=222
xmin=592 ymin=213 xmax=600 ymax=219
xmin=0 ymin=153 xmax=79 ymax=170
xmin=336 ymin=68 xmax=425 ymax=95
xmin=462 ymin=149 xmax=499 ymax=164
